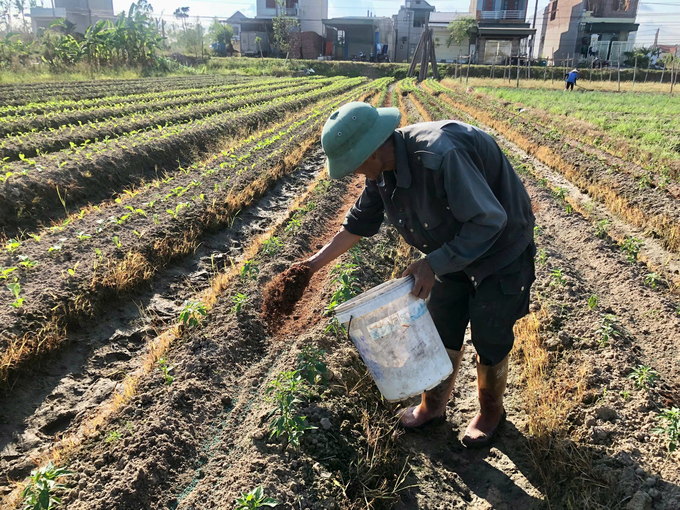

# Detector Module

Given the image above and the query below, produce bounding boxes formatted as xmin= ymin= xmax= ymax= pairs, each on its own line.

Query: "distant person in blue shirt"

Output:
xmin=565 ymin=69 xmax=579 ymax=91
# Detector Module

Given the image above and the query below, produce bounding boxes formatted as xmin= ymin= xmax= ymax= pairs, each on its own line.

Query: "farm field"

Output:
xmin=1 ymin=72 xmax=679 ymax=510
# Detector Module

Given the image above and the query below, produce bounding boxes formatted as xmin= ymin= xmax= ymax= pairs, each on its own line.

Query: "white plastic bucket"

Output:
xmin=335 ymin=275 xmax=453 ymax=402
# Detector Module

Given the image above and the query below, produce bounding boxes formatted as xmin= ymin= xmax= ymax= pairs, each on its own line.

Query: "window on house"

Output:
xmin=612 ymin=0 xmax=630 ymax=11
xmin=502 ymin=0 xmax=520 ymax=10
xmin=483 ymin=0 xmax=494 ymax=10
xmin=266 ymin=0 xmax=276 ymax=8
xmin=414 ymin=19 xmax=423 ymax=27
xmin=549 ymin=0 xmax=558 ymax=21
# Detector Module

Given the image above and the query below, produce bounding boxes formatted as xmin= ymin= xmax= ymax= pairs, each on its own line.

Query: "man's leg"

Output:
xmin=463 ymin=245 xmax=535 ymax=446
xmin=400 ymin=272 xmax=471 ymax=428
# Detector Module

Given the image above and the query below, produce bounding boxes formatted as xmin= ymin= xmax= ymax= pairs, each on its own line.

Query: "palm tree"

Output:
xmin=173 ymin=6 xmax=189 ymax=33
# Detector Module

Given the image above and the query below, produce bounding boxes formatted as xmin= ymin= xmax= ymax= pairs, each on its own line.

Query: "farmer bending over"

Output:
xmin=292 ymin=102 xmax=535 ymax=446
xmin=565 ymin=69 xmax=578 ymax=91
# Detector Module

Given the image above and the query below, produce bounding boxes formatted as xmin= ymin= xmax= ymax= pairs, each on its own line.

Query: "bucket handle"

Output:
xmin=346 ymin=315 xmax=353 ymax=342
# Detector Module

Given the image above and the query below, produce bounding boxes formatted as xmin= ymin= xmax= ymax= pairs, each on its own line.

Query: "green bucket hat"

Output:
xmin=321 ymin=102 xmax=401 ymax=180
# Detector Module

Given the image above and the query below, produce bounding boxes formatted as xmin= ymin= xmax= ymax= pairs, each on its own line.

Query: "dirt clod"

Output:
xmin=261 ymin=264 xmax=313 ymax=328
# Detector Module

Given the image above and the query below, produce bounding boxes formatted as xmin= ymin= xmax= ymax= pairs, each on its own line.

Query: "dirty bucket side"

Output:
xmin=337 ymin=277 xmax=453 ymax=402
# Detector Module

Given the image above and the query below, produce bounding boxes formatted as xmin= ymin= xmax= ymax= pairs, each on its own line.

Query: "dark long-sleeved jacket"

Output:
xmin=343 ymin=120 xmax=534 ymax=287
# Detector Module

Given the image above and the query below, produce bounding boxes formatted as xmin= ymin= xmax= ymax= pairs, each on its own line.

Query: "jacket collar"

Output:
xmin=393 ymin=130 xmax=412 ymax=188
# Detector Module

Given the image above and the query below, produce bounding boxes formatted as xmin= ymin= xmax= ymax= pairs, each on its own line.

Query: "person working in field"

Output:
xmin=565 ymin=69 xmax=579 ymax=91
xmin=291 ymin=102 xmax=535 ymax=446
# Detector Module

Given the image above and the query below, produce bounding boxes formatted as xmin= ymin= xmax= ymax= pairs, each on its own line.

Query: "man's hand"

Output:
xmin=402 ymin=259 xmax=436 ymax=299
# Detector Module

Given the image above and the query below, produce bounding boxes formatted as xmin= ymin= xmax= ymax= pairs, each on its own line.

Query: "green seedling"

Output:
xmin=65 ymin=262 xmax=79 ymax=278
xmin=157 ymin=357 xmax=174 ymax=385
xmin=265 ymin=370 xmax=315 ymax=449
xmin=588 ymin=294 xmax=598 ymax=311
xmin=5 ymin=238 xmax=20 ymax=253
xmin=48 ymin=238 xmax=66 ymax=254
xmin=549 ymin=268 xmax=566 ymax=287
xmin=285 ymin=217 xmax=302 ymax=233
xmin=20 ymin=461 xmax=73 ymax=510
xmin=297 ymin=345 xmax=327 ymax=385
xmin=178 ymin=300 xmax=207 ymax=329
xmin=598 ymin=314 xmax=621 ymax=347
xmin=112 ymin=236 xmax=121 ymax=249
xmin=552 ymin=187 xmax=567 ymax=202
xmin=628 ymin=365 xmax=659 ymax=390
xmin=261 ymin=237 xmax=283 ymax=256
xmin=595 ymin=219 xmax=609 ymax=239
xmin=17 ymin=256 xmax=38 ymax=269
xmin=621 ymin=390 xmax=631 ymax=400
xmin=76 ymin=231 xmax=91 ymax=242
xmin=28 ymin=233 xmax=41 ymax=243
xmin=240 ymin=260 xmax=259 ymax=282
xmin=234 ymin=486 xmax=279 ymax=509
xmin=537 ymin=248 xmax=547 ymax=266
xmin=329 ymin=262 xmax=361 ymax=304
xmin=232 ymin=293 xmax=248 ymax=314
xmin=105 ymin=430 xmax=122 ymax=443
xmin=7 ymin=282 xmax=23 ymax=308
xmin=0 ymin=266 xmax=17 ymax=279
xmin=94 ymin=248 xmax=103 ymax=261
xmin=621 ymin=236 xmax=642 ymax=264
xmin=644 ymin=273 xmax=661 ymax=288
xmin=153 ymin=213 xmax=159 ymax=225
xmin=652 ymin=407 xmax=680 ymax=453
xmin=533 ymin=225 xmax=543 ymax=237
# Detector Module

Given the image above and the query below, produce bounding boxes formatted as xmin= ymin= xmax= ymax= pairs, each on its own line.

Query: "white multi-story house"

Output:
xmin=30 ymin=0 xmax=116 ymax=36
xmin=255 ymin=0 xmax=328 ymax=36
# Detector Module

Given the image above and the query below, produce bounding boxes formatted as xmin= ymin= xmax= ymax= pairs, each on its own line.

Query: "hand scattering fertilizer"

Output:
xmin=335 ymin=275 xmax=453 ymax=401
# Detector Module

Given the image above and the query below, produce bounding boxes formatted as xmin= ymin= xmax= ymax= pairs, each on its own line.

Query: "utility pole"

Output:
xmin=671 ymin=45 xmax=678 ymax=94
xmin=530 ymin=0 xmax=539 ymax=60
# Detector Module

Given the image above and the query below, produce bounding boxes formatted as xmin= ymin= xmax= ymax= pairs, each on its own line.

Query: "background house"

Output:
xmin=393 ymin=0 xmax=436 ymax=63
xmin=30 ymin=0 xmax=116 ymax=35
xmin=323 ymin=16 xmax=395 ymax=61
xmin=469 ymin=0 xmax=535 ymax=63
xmin=536 ymin=0 xmax=639 ymax=63
xmin=430 ymin=12 xmax=473 ymax=62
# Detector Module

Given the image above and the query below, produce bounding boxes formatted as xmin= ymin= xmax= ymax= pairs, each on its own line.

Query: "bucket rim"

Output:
xmin=335 ymin=275 xmax=415 ymax=324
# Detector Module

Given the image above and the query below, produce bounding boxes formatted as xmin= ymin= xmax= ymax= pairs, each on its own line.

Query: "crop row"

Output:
xmin=420 ymin=80 xmax=680 ymax=254
xmin=0 ymin=78 xmax=365 ymax=235
xmin=0 ymin=76 xmax=250 ymax=117
xmin=0 ymin=74 xmax=245 ymax=106
xmin=0 ymin=77 xmax=306 ymax=139
xmin=465 ymin=87 xmax=680 ymax=183
xmin=0 ymin=77 xmax=386 ymax=386
xmin=0 ymin=79 xmax=335 ymax=161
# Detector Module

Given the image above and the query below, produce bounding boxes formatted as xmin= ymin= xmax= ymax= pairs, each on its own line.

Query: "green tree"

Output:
xmin=446 ymin=17 xmax=476 ymax=46
xmin=272 ymin=0 xmax=298 ymax=57
xmin=208 ymin=18 xmax=233 ymax=45
xmin=623 ymin=46 xmax=660 ymax=68
xmin=173 ymin=6 xmax=189 ymax=32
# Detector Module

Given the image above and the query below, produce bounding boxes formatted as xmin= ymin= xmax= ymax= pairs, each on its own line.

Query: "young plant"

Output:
xmin=0 ymin=266 xmax=17 ymax=279
xmin=595 ymin=219 xmax=609 ymax=239
xmin=7 ymin=282 xmax=24 ymax=308
xmin=621 ymin=236 xmax=642 ymax=264
xmin=76 ymin=231 xmax=91 ymax=242
xmin=65 ymin=262 xmax=79 ymax=278
xmin=20 ymin=461 xmax=73 ymax=510
xmin=329 ymin=262 xmax=361 ymax=304
xmin=157 ymin=357 xmax=174 ymax=385
xmin=112 ymin=236 xmax=122 ymax=249
xmin=588 ymin=294 xmax=598 ymax=311
xmin=5 ymin=238 xmax=20 ymax=253
xmin=652 ymin=407 xmax=680 ymax=453
xmin=178 ymin=300 xmax=207 ymax=329
xmin=549 ymin=268 xmax=566 ymax=287
xmin=261 ymin=237 xmax=283 ymax=256
xmin=105 ymin=430 xmax=122 ymax=443
xmin=234 ymin=486 xmax=279 ymax=509
xmin=240 ymin=260 xmax=259 ymax=282
xmin=297 ymin=345 xmax=327 ymax=385
xmin=265 ymin=370 xmax=315 ymax=449
xmin=232 ymin=293 xmax=248 ymax=314
xmin=644 ymin=273 xmax=661 ymax=288
xmin=18 ymin=255 xmax=38 ymax=269
xmin=537 ymin=248 xmax=547 ymax=266
xmin=628 ymin=365 xmax=659 ymax=390
xmin=598 ymin=314 xmax=621 ymax=347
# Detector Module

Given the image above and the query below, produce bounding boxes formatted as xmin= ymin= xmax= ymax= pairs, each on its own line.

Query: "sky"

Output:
xmin=113 ymin=0 xmax=680 ymax=46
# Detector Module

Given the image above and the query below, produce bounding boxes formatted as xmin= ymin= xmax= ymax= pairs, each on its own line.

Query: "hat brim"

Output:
xmin=326 ymin=107 xmax=401 ymax=180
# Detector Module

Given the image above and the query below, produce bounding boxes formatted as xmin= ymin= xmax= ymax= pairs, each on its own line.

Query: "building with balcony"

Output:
xmin=254 ymin=0 xmax=328 ymax=36
xmin=469 ymin=0 xmax=535 ymax=63
xmin=322 ymin=17 xmax=395 ymax=61
xmin=30 ymin=0 xmax=115 ymax=36
xmin=393 ymin=0 xmax=436 ymax=63
xmin=535 ymin=0 xmax=639 ymax=63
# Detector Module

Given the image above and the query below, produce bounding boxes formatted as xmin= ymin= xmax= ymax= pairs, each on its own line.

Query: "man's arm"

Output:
xmin=299 ymin=177 xmax=385 ymax=273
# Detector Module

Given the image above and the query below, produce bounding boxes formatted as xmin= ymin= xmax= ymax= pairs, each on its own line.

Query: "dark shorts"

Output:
xmin=426 ymin=243 xmax=536 ymax=366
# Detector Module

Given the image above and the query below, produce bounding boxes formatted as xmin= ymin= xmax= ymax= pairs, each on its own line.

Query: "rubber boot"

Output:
xmin=399 ymin=347 xmax=465 ymax=428
xmin=462 ymin=355 xmax=509 ymax=447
